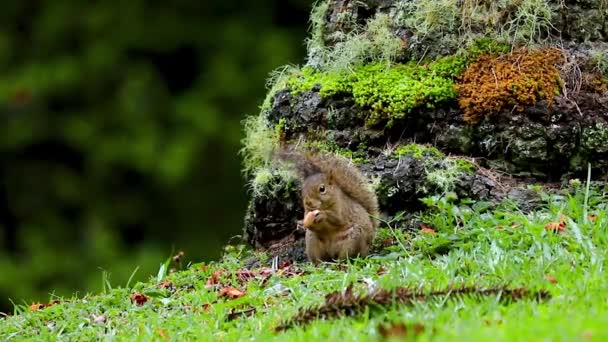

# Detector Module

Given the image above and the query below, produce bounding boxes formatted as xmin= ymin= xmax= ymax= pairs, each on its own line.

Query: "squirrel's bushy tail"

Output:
xmin=276 ymin=149 xmax=379 ymax=227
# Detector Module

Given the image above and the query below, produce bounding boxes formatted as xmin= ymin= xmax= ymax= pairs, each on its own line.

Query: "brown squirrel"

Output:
xmin=279 ymin=151 xmax=379 ymax=263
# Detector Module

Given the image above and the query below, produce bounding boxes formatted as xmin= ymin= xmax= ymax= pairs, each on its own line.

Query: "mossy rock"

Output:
xmin=241 ymin=0 xmax=608 ymax=253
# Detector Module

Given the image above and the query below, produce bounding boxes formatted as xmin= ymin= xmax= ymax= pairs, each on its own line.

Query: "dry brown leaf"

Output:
xmin=544 ymin=275 xmax=557 ymax=284
xmin=582 ymin=330 xmax=594 ymax=340
xmin=420 ymin=224 xmax=437 ymax=235
xmin=545 ymin=221 xmax=565 ymax=233
xmin=130 ymin=292 xmax=148 ymax=306
xmin=157 ymin=328 xmax=170 ymax=339
xmin=378 ymin=322 xmax=425 ymax=338
xmin=92 ymin=314 xmax=107 ymax=324
xmin=29 ymin=300 xmax=60 ymax=311
xmin=218 ymin=287 xmax=246 ymax=299
xmin=159 ymin=281 xmax=174 ymax=289
xmin=206 ymin=270 xmax=225 ymax=287
xmin=29 ymin=303 xmax=44 ymax=311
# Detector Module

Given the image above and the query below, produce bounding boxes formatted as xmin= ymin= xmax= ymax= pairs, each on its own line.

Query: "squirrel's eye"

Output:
xmin=319 ymin=184 xmax=326 ymax=193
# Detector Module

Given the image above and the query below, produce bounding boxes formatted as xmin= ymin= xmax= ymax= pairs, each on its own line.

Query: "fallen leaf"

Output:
xmin=582 ymin=330 xmax=594 ymax=340
xmin=130 ymin=292 xmax=148 ymax=306
xmin=202 ymin=303 xmax=213 ymax=312
xmin=378 ymin=322 xmax=425 ymax=338
xmin=420 ymin=224 xmax=437 ymax=235
xmin=29 ymin=303 xmax=44 ymax=311
xmin=380 ymin=237 xmax=395 ymax=247
xmin=206 ymin=270 xmax=225 ymax=287
xmin=29 ymin=300 xmax=60 ymax=311
xmin=218 ymin=287 xmax=246 ymax=299
xmin=544 ymin=275 xmax=557 ymax=284
xmin=92 ymin=314 xmax=106 ymax=324
xmin=588 ymin=215 xmax=597 ymax=222
xmin=545 ymin=221 xmax=565 ymax=233
xmin=278 ymin=260 xmax=292 ymax=269
xmin=157 ymin=328 xmax=170 ymax=339
xmin=377 ymin=266 xmax=387 ymax=275
xmin=159 ymin=281 xmax=173 ymax=289
xmin=258 ymin=267 xmax=274 ymax=276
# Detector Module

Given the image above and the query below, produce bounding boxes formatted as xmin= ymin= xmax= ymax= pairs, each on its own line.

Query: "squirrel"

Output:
xmin=278 ymin=151 xmax=379 ymax=263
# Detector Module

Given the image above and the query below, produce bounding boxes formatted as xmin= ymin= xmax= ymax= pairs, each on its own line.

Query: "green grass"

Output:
xmin=2 ymin=185 xmax=608 ymax=341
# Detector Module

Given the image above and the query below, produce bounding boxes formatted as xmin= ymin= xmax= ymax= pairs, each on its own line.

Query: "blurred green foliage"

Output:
xmin=0 ymin=0 xmax=311 ymax=310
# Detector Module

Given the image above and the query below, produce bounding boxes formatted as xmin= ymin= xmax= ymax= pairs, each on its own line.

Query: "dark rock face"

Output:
xmin=243 ymin=151 xmax=544 ymax=252
xmin=243 ymin=176 xmax=304 ymax=250
xmin=320 ymin=0 xmax=608 ymax=57
xmin=267 ymin=85 xmax=608 ymax=179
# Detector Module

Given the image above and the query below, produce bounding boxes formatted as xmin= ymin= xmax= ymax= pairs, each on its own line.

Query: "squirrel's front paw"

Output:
xmin=303 ymin=210 xmax=320 ymax=228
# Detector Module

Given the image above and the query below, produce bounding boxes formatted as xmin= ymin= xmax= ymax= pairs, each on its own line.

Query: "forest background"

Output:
xmin=0 ymin=0 xmax=313 ymax=312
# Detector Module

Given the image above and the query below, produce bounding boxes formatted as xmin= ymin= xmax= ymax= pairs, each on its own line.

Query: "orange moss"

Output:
xmin=457 ymin=48 xmax=564 ymax=123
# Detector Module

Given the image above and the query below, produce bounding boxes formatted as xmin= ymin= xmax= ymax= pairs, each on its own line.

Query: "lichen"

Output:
xmin=307 ymin=12 xmax=404 ymax=71
xmin=457 ymin=48 xmax=564 ymax=123
xmin=249 ymin=166 xmax=297 ymax=199
xmin=240 ymin=114 xmax=280 ymax=176
xmin=392 ymin=143 xmax=477 ymax=194
xmin=397 ymin=0 xmax=555 ymax=52
xmin=581 ymin=122 xmax=608 ymax=153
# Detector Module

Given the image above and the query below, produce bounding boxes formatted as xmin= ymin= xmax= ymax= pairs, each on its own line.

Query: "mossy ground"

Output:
xmin=3 ymin=185 xmax=607 ymax=341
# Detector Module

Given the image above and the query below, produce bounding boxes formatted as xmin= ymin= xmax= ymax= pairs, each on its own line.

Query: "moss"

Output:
xmin=289 ymin=58 xmax=460 ymax=127
xmin=303 ymin=140 xmax=369 ymax=164
xmin=393 ymin=144 xmax=444 ymax=160
xmin=466 ymin=38 xmax=512 ymax=59
xmin=581 ymin=122 xmax=608 ymax=153
xmin=457 ymin=48 xmax=564 ymax=123
xmin=454 ymin=158 xmax=476 ymax=174
xmin=274 ymin=118 xmax=286 ymax=138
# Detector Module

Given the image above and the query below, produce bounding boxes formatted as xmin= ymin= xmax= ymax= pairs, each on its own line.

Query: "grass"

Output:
xmin=2 ymin=184 xmax=608 ymax=341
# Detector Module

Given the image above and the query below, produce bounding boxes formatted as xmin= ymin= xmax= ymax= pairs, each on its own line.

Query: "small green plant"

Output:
xmin=393 ymin=144 xmax=444 ymax=159
xmin=590 ymin=49 xmax=608 ymax=77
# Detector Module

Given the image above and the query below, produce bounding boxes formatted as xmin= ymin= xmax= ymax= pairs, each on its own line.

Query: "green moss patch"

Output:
xmin=287 ymin=58 xmax=464 ymax=127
